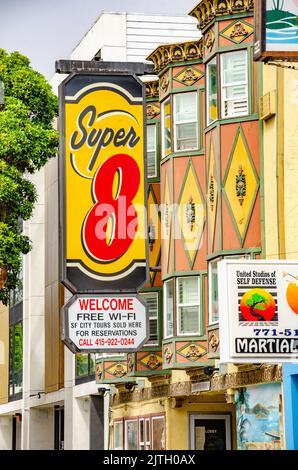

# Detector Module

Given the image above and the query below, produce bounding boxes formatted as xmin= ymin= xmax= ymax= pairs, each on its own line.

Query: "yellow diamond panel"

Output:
xmin=221 ymin=21 xmax=254 ymax=44
xmin=224 ymin=131 xmax=258 ymax=239
xmin=140 ymin=353 xmax=162 ymax=370
xmin=175 ymin=67 xmax=203 ymax=86
xmin=148 ymin=188 xmax=161 ymax=282
xmin=178 ymin=343 xmax=207 ymax=360
xmin=207 ymin=143 xmax=218 ymax=248
xmin=178 ymin=163 xmax=205 ymax=266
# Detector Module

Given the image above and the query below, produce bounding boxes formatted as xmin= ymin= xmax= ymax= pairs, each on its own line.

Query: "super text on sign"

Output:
xmin=59 ymin=73 xmax=148 ymax=292
xmin=62 ymin=294 xmax=148 ymax=353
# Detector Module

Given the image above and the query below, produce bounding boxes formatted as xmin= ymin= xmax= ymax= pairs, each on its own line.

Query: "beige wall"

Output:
xmin=262 ymin=64 xmax=298 ymax=260
xmin=0 ymin=304 xmax=8 ymax=405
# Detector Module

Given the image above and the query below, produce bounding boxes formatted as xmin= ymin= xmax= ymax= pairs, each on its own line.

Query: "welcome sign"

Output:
xmin=218 ymin=259 xmax=298 ymax=363
xmin=59 ymin=73 xmax=148 ymax=293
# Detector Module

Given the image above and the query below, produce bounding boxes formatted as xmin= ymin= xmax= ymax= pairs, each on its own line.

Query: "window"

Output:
xmin=9 ymin=322 xmax=23 ymax=398
xmin=10 ymin=264 xmax=23 ymax=308
xmin=147 ymin=125 xmax=157 ymax=178
xmin=208 ymin=254 xmax=250 ymax=324
xmin=207 ymin=58 xmax=218 ymax=125
xmin=125 ymin=419 xmax=138 ymax=450
xmin=114 ymin=421 xmax=123 ymax=450
xmin=174 ymin=92 xmax=198 ymax=151
xmin=139 ymin=418 xmax=145 ymax=450
xmin=151 ymin=416 xmax=165 ymax=450
xmin=161 ymin=98 xmax=171 ymax=158
xmin=177 ymin=277 xmax=200 ymax=335
xmin=75 ymin=353 xmax=95 ymax=384
xmin=189 ymin=414 xmax=231 ymax=450
xmin=221 ymin=50 xmax=248 ymax=118
xmin=141 ymin=292 xmax=159 ymax=346
xmin=164 ymin=279 xmax=174 ymax=338
xmin=145 ymin=418 xmax=151 ymax=450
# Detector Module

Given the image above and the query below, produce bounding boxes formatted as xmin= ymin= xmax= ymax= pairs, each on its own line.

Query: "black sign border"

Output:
xmin=59 ymin=71 xmax=149 ymax=294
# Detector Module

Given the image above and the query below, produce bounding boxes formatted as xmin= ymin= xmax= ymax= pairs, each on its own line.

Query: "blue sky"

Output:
xmin=0 ymin=0 xmax=198 ymax=79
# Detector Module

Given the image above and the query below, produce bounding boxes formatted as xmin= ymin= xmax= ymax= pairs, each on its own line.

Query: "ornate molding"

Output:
xmin=146 ymin=354 xmax=161 ymax=370
xmin=230 ymin=21 xmax=249 ymax=38
xmin=211 ymin=365 xmax=282 ymax=391
xmin=186 ymin=343 xmax=204 ymax=360
xmin=147 ymin=40 xmax=203 ymax=74
xmin=160 ymin=73 xmax=170 ymax=94
xmin=163 ymin=345 xmax=173 ymax=364
xmin=204 ymin=29 xmax=215 ymax=55
xmin=145 ymin=80 xmax=159 ymax=99
xmin=236 ymin=164 xmax=246 ymax=206
xmin=209 ymin=175 xmax=215 ymax=211
xmin=127 ymin=354 xmax=134 ymax=373
xmin=111 ymin=365 xmax=282 ymax=405
xmin=146 ymin=104 xmax=160 ymax=119
xmin=180 ymin=67 xmax=200 ymax=85
xmin=113 ymin=363 xmax=127 ymax=378
xmin=189 ymin=0 xmax=254 ymax=31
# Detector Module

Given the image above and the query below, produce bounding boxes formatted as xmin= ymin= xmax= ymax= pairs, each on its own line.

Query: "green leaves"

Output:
xmin=0 ymin=49 xmax=58 ymax=301
xmin=245 ymin=292 xmax=268 ymax=309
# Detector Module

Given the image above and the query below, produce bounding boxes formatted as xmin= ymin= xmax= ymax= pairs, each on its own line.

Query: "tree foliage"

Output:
xmin=0 ymin=49 xmax=58 ymax=304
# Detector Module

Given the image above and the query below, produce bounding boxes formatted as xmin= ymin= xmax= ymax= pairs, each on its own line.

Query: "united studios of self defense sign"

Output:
xmin=219 ymin=260 xmax=298 ymax=363
xmin=59 ymin=73 xmax=148 ymax=293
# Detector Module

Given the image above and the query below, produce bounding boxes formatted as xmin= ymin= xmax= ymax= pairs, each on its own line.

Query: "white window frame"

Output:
xmin=176 ymin=276 xmax=201 ymax=336
xmin=161 ymin=98 xmax=171 ymax=159
xmin=151 ymin=416 xmax=166 ymax=450
xmin=124 ymin=419 xmax=138 ymax=450
xmin=163 ymin=279 xmax=174 ymax=339
xmin=145 ymin=417 xmax=151 ymax=450
xmin=220 ymin=50 xmax=248 ymax=119
xmin=139 ymin=418 xmax=145 ymax=450
xmin=208 ymin=254 xmax=251 ymax=325
xmin=206 ymin=57 xmax=218 ymax=126
xmin=141 ymin=292 xmax=159 ymax=347
xmin=146 ymin=124 xmax=157 ymax=178
xmin=173 ymin=92 xmax=198 ymax=152
xmin=113 ymin=420 xmax=123 ymax=450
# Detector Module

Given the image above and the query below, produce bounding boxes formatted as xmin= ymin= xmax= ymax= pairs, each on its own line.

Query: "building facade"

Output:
xmin=102 ymin=0 xmax=296 ymax=451
xmin=0 ymin=1 xmax=297 ymax=451
xmin=0 ymin=11 xmax=198 ymax=450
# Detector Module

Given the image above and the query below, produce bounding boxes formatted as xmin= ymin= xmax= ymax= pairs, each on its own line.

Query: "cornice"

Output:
xmin=147 ymin=40 xmax=203 ymax=75
xmin=189 ymin=0 xmax=254 ymax=31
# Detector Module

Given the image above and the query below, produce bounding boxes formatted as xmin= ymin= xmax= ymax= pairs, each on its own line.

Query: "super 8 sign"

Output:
xmin=59 ymin=73 xmax=148 ymax=292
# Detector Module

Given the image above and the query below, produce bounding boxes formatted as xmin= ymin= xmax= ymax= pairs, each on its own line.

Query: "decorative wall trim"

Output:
xmin=111 ymin=365 xmax=282 ymax=405
xmin=147 ymin=40 xmax=203 ymax=74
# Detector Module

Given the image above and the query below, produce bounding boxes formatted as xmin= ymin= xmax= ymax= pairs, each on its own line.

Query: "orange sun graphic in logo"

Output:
xmin=283 ymin=272 xmax=298 ymax=315
xmin=240 ymin=288 xmax=276 ymax=322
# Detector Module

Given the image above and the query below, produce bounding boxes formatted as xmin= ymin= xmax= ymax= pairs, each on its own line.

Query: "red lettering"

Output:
xmin=82 ymin=154 xmax=140 ymax=262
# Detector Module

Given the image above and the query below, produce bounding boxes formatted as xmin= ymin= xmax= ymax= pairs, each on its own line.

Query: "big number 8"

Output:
xmin=83 ymin=154 xmax=140 ymax=262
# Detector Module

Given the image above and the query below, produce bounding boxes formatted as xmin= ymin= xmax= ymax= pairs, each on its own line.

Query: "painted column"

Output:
xmin=283 ymin=364 xmax=298 ymax=450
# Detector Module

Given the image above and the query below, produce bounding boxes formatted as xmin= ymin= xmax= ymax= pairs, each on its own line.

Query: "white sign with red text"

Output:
xmin=62 ymin=294 xmax=148 ymax=353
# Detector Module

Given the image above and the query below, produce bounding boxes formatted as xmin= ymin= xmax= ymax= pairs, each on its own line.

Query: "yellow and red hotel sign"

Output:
xmin=59 ymin=73 xmax=148 ymax=292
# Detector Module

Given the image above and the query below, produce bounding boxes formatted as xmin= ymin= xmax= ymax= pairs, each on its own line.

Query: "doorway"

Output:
xmin=54 ymin=406 xmax=64 ymax=450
